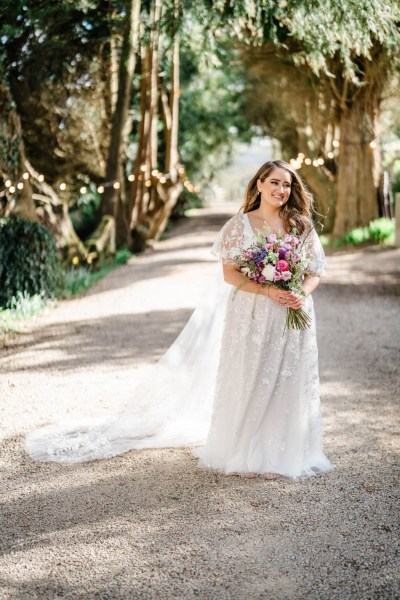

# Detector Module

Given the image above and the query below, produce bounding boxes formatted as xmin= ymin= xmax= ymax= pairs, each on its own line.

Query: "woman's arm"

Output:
xmin=302 ymin=275 xmax=320 ymax=297
xmin=287 ymin=275 xmax=321 ymax=310
xmin=222 ymin=263 xmax=293 ymax=306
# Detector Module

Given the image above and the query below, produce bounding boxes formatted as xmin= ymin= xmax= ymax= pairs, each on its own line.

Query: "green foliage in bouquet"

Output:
xmin=0 ymin=216 xmax=62 ymax=308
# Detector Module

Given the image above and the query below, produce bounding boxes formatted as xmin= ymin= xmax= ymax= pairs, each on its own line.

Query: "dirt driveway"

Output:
xmin=0 ymin=205 xmax=399 ymax=600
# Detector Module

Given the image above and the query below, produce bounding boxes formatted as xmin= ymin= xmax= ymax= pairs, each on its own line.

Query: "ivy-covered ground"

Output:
xmin=0 ymin=205 xmax=399 ymax=600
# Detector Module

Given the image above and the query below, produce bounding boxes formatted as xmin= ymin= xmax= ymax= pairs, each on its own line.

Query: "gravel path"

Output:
xmin=0 ymin=205 xmax=399 ymax=600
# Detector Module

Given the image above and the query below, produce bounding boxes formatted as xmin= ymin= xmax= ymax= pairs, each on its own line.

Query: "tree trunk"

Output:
xmin=100 ymin=0 xmax=141 ymax=247
xmin=300 ymin=165 xmax=336 ymax=232
xmin=129 ymin=0 xmax=162 ymax=233
xmin=0 ymin=82 xmax=36 ymax=221
xmin=25 ymin=161 xmax=87 ymax=261
xmin=333 ymin=98 xmax=380 ymax=237
xmin=146 ymin=18 xmax=182 ymax=240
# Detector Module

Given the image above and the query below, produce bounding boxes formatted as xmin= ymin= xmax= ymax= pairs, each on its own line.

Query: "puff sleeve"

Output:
xmin=303 ymin=225 xmax=326 ymax=277
xmin=211 ymin=214 xmax=245 ymax=264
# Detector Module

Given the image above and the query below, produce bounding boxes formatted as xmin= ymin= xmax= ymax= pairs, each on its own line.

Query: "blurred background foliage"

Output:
xmin=0 ymin=0 xmax=399 ymax=310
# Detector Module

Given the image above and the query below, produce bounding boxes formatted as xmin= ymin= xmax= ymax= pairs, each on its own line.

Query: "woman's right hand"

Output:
xmin=265 ymin=285 xmax=295 ymax=307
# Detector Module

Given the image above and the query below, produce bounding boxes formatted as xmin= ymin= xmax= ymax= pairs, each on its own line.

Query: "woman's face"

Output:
xmin=257 ymin=167 xmax=292 ymax=209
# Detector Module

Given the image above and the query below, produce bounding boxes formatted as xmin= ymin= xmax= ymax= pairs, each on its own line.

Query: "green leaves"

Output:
xmin=0 ymin=216 xmax=62 ymax=307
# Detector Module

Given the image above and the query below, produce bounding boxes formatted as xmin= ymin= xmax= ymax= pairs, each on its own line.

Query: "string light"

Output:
xmin=369 ymin=140 xmax=377 ymax=149
xmin=1 ymin=163 xmax=201 ymax=199
xmin=304 ymin=158 xmax=312 ymax=165
xmin=317 ymin=158 xmax=325 ymax=165
xmin=327 ymin=151 xmax=334 ymax=159
xmin=332 ymin=140 xmax=339 ymax=148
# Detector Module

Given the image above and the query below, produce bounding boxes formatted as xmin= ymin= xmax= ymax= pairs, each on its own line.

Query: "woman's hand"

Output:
xmin=265 ymin=286 xmax=305 ymax=310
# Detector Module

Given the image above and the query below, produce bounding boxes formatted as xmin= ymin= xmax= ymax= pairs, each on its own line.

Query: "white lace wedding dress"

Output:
xmin=194 ymin=213 xmax=333 ymax=478
xmin=26 ymin=211 xmax=333 ymax=479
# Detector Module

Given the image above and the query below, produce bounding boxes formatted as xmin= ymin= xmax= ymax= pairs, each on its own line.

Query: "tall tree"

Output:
xmin=100 ymin=0 xmax=141 ymax=246
xmin=208 ymin=0 xmax=400 ymax=235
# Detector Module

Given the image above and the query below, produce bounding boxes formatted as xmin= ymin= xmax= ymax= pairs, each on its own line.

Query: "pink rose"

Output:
xmin=281 ymin=271 xmax=292 ymax=281
xmin=276 ymin=259 xmax=289 ymax=272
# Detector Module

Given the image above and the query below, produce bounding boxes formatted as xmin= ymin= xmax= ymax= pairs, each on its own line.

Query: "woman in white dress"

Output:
xmin=26 ymin=160 xmax=333 ymax=481
xmin=194 ymin=159 xmax=333 ymax=480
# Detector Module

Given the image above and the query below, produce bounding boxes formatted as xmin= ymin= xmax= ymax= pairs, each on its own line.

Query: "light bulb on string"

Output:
xmin=160 ymin=176 xmax=166 ymax=184
xmin=151 ymin=169 xmax=158 ymax=176
xmin=317 ymin=158 xmax=324 ymax=165
xmin=79 ymin=186 xmax=87 ymax=194
xmin=140 ymin=165 xmax=147 ymax=172
xmin=145 ymin=180 xmax=151 ymax=187
xmin=327 ymin=152 xmax=334 ymax=159
xmin=38 ymin=174 xmax=44 ymax=182
xmin=113 ymin=181 xmax=120 ymax=190
xmin=9 ymin=186 xmax=16 ymax=193
xmin=17 ymin=182 xmax=24 ymax=189
xmin=97 ymin=185 xmax=104 ymax=193
xmin=369 ymin=140 xmax=377 ymax=149
xmin=128 ymin=174 xmax=135 ymax=182
xmin=5 ymin=179 xmax=11 ymax=187
xmin=332 ymin=140 xmax=339 ymax=148
xmin=59 ymin=182 xmax=67 ymax=191
xmin=312 ymin=160 xmax=319 ymax=167
xmin=23 ymin=172 xmax=29 ymax=180
xmin=304 ymin=158 xmax=312 ymax=165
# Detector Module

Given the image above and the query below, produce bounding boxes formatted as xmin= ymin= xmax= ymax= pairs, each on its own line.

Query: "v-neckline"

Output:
xmin=244 ymin=213 xmax=287 ymax=237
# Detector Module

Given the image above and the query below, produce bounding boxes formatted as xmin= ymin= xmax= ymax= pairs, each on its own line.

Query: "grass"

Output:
xmin=320 ymin=217 xmax=395 ymax=249
xmin=0 ymin=248 xmax=134 ymax=335
xmin=0 ymin=291 xmax=49 ymax=335
xmin=59 ymin=248 xmax=134 ymax=298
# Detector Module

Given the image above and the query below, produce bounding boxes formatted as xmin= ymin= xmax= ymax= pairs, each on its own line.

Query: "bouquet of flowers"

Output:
xmin=231 ymin=229 xmax=311 ymax=330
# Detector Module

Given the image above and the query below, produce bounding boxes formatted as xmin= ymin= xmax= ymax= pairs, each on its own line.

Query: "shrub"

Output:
xmin=368 ymin=217 xmax=395 ymax=243
xmin=0 ymin=216 xmax=62 ymax=308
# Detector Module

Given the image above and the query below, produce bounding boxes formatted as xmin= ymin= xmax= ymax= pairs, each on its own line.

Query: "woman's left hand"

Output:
xmin=280 ymin=291 xmax=306 ymax=310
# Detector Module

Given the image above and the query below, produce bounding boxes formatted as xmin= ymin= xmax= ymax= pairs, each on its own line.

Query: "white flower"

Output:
xmin=262 ymin=264 xmax=276 ymax=281
xmin=241 ymin=267 xmax=250 ymax=275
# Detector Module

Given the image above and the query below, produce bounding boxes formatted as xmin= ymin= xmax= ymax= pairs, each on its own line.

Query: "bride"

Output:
xmin=26 ymin=160 xmax=333 ymax=480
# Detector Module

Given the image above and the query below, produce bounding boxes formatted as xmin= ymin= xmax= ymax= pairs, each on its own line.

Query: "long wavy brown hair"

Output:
xmin=241 ymin=160 xmax=315 ymax=235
